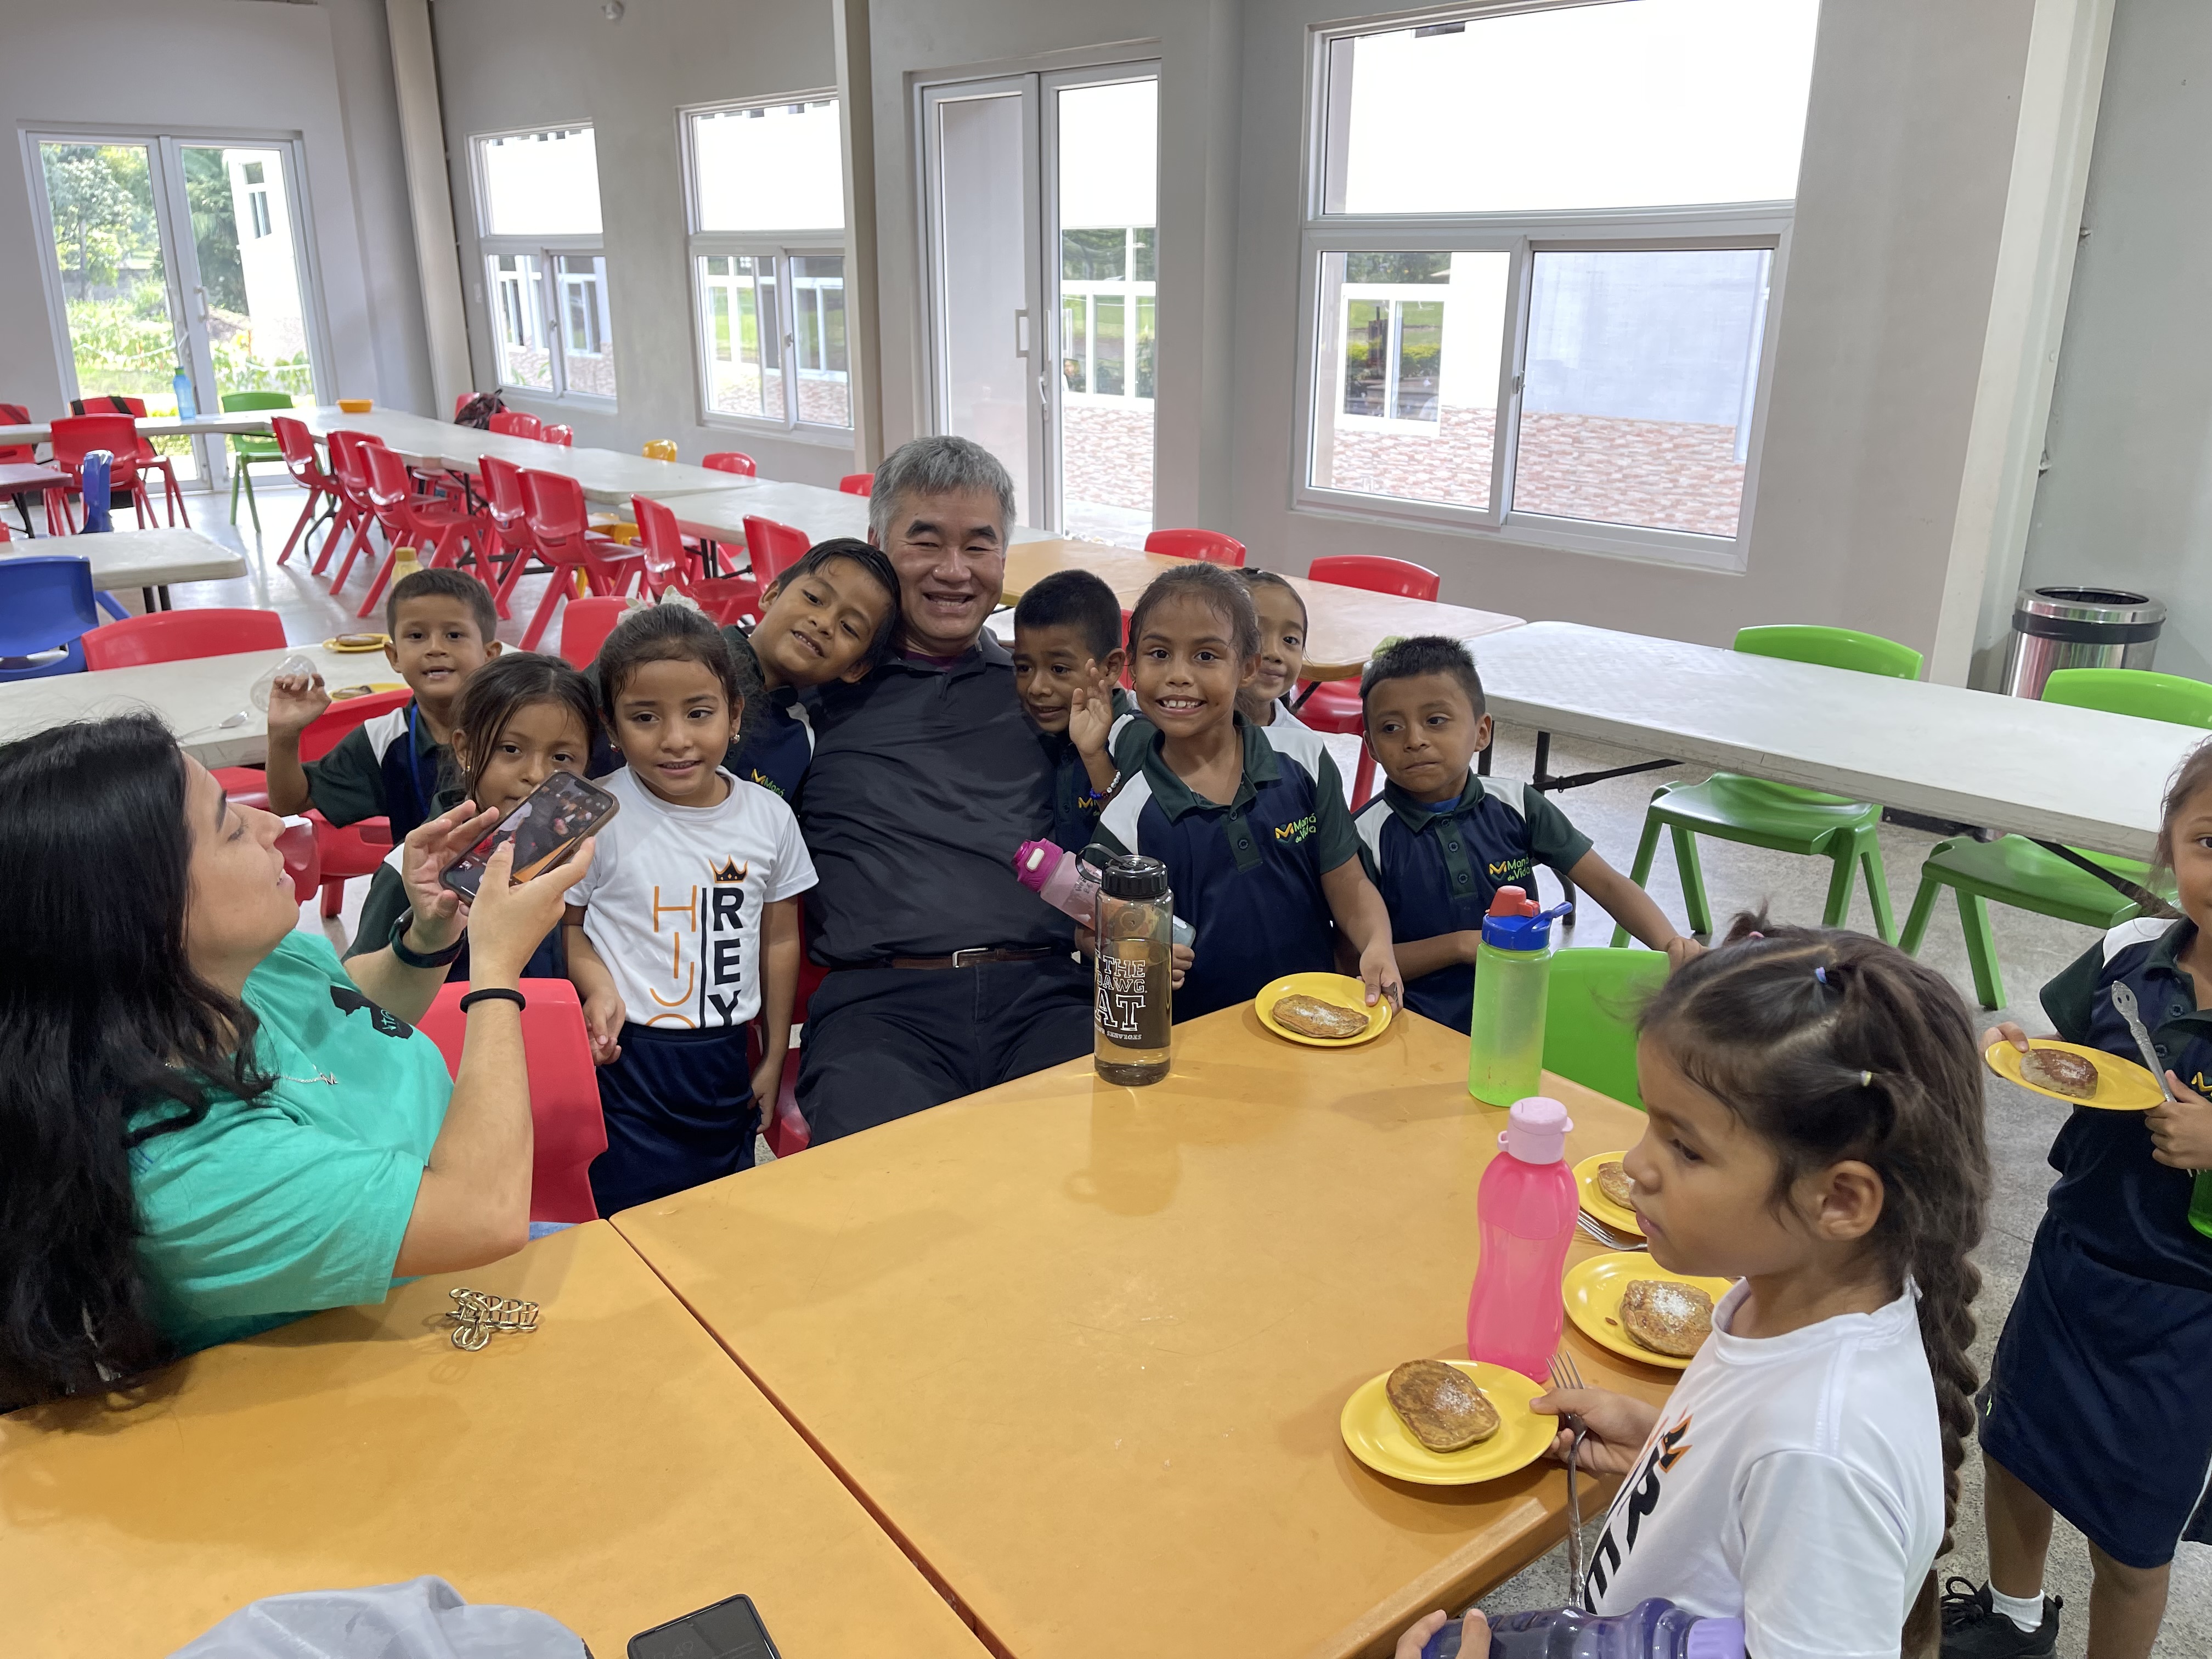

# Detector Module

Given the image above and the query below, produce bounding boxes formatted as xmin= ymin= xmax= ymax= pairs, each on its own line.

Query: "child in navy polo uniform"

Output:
xmin=1234 ymin=568 xmax=1314 ymax=741
xmin=1096 ymin=563 xmax=1402 ymax=1021
xmin=718 ymin=537 xmax=899 ymax=800
xmin=264 ymin=567 xmax=501 ymax=841
xmin=1951 ymin=740 xmax=2212 ymax=1659
xmin=1352 ymin=636 xmax=1699 ymax=1031
xmin=1012 ymin=568 xmax=1131 ymax=851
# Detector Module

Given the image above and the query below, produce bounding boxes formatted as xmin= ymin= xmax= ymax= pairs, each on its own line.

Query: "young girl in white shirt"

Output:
xmin=565 ymin=605 xmax=815 ymax=1215
xmin=1406 ymin=917 xmax=1991 ymax=1659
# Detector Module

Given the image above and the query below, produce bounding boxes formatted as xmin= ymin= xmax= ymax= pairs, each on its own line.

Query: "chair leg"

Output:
xmin=1898 ymin=868 xmax=1943 ymax=956
xmin=276 ymin=488 xmax=323 ymax=565
xmin=1612 ymin=806 xmax=1667 ymax=947
xmin=1955 ymin=889 xmax=2006 ymax=1011
xmin=1671 ymin=826 xmax=1713 ymax=937
xmin=229 ymin=464 xmax=243 ymax=525
xmin=519 ymin=572 xmax=567 ymax=652
xmin=241 ymin=464 xmax=261 ymax=534
xmin=1858 ymin=832 xmax=1896 ymax=945
xmin=1819 ymin=842 xmax=1858 ymax=929
xmin=320 ymin=878 xmax=346 ymax=920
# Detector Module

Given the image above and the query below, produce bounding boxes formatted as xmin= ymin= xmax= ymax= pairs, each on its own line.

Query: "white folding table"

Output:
xmin=1466 ymin=621 xmax=2190 ymax=863
xmin=658 ymin=481 xmax=1062 ymax=554
xmin=290 ymin=408 xmax=753 ymax=504
xmin=2 ymin=527 xmax=245 ymax=611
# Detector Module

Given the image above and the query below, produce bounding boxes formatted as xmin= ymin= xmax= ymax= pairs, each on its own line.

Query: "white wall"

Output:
xmin=0 ymin=0 xmax=429 ymax=420
xmin=428 ymin=0 xmax=854 ymax=484
xmin=2018 ymin=0 xmax=2212 ymax=681
xmin=1226 ymin=0 xmax=2038 ymax=655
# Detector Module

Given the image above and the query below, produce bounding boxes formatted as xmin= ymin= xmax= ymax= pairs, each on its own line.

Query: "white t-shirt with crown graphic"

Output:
xmin=571 ymin=767 xmax=815 ymax=1030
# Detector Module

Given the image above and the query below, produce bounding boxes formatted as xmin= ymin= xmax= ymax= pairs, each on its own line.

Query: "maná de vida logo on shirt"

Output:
xmin=1274 ymin=813 xmax=1318 ymax=845
xmin=644 ymin=854 xmax=752 ymax=1026
xmin=1487 ymin=856 xmax=1533 ymax=882
xmin=1584 ymin=1413 xmax=1695 ymax=1606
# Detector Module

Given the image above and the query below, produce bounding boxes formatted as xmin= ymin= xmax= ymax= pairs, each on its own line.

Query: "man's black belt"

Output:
xmin=845 ymin=945 xmax=1060 ymax=970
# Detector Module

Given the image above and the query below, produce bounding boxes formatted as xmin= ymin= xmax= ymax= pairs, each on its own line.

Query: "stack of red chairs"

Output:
xmin=43 ymin=414 xmax=156 ymax=534
xmin=270 ymin=415 xmax=341 ymax=566
xmin=631 ymin=495 xmax=758 ymax=625
xmin=517 ymin=469 xmax=644 ymax=652
xmin=70 ymin=396 xmax=188 ymax=525
xmin=355 ymin=442 xmax=493 ymax=619
xmin=317 ymin=429 xmax=388 ymax=593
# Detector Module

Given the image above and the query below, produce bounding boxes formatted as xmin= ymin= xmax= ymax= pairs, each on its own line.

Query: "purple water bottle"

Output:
xmin=1424 ymin=1599 xmax=1745 ymax=1659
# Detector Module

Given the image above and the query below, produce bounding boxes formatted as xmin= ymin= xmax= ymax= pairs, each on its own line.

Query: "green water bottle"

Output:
xmin=2191 ymin=1170 xmax=2212 ymax=1240
xmin=1468 ymin=885 xmax=1573 ymax=1107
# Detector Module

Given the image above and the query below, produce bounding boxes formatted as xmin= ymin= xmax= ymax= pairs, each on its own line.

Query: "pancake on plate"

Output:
xmin=1272 ymin=994 xmax=1369 ymax=1040
xmin=2019 ymin=1046 xmax=2099 ymax=1100
xmin=1595 ymin=1161 xmax=1636 ymax=1210
xmin=1385 ymin=1359 xmax=1500 ymax=1453
xmin=1621 ymin=1280 xmax=1714 ymax=1358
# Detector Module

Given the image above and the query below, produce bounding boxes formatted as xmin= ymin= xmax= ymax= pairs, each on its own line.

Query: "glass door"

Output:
xmin=178 ymin=144 xmax=319 ymax=412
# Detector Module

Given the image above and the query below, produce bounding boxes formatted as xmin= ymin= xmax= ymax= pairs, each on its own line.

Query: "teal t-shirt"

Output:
xmin=129 ymin=931 xmax=453 ymax=1355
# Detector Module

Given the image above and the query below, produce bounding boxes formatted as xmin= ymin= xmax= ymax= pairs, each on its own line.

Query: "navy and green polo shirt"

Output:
xmin=1353 ymin=773 xmax=1593 ymax=1032
xmin=1045 ymin=687 xmax=1137 ymax=852
xmin=2039 ymin=917 xmax=2212 ymax=1291
xmin=720 ymin=627 xmax=815 ymax=802
xmin=1096 ymin=715 xmax=1359 ymax=1020
xmin=302 ymin=702 xmax=445 ymax=840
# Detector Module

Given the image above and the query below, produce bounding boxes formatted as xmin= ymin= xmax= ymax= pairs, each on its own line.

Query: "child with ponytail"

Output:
xmin=1412 ymin=918 xmax=1989 ymax=1659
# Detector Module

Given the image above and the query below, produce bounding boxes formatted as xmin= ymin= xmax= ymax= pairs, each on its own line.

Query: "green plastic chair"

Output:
xmin=1899 ymin=666 xmax=2208 ymax=1009
xmin=1611 ymin=625 xmax=1923 ymax=948
xmin=221 ymin=390 xmax=294 ymax=531
xmin=1543 ymin=946 xmax=1669 ymax=1109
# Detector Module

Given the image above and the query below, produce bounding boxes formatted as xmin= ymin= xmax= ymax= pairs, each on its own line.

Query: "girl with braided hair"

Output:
xmin=1505 ymin=915 xmax=1990 ymax=1659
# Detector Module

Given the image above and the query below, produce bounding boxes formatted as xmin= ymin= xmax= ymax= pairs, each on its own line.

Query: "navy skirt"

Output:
xmin=587 ymin=1022 xmax=758 ymax=1217
xmin=1977 ymin=1214 xmax=2212 ymax=1568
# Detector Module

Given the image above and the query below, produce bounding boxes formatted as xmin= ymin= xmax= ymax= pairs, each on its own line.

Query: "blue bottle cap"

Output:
xmin=1480 ymin=902 xmax=1573 ymax=952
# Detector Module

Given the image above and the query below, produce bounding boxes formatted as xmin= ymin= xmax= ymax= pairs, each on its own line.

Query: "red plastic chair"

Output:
xmin=557 ymin=595 xmax=629 ymax=669
xmin=414 ymin=978 xmax=607 ymax=1223
xmin=357 ymin=442 xmax=490 ymax=619
xmin=82 ymin=607 xmax=285 ymax=670
xmin=44 ymin=414 xmax=154 ymax=533
xmin=1298 ymin=555 xmax=1442 ymax=810
xmin=742 ymin=516 xmax=811 ymax=589
xmin=540 ymin=424 xmax=574 ymax=447
xmin=0 ymin=403 xmax=36 ymax=538
xmin=518 ymin=469 xmax=645 ymax=652
xmin=488 ymin=410 xmax=543 ymax=439
xmin=1146 ymin=528 xmax=1248 ymax=568
xmin=452 ymin=393 xmax=475 ymax=419
xmin=478 ymin=453 xmax=541 ymax=619
xmin=276 ymin=815 xmax=321 ymax=904
xmin=632 ymin=495 xmax=759 ymax=624
xmin=703 ymin=452 xmax=758 ymax=477
xmin=319 ymin=430 xmax=390 ymax=591
xmin=72 ymin=395 xmax=187 ymax=526
xmin=269 ymin=416 xmax=340 ymax=566
xmin=837 ymin=472 xmax=873 ymax=496
xmin=298 ymin=687 xmax=411 ymax=917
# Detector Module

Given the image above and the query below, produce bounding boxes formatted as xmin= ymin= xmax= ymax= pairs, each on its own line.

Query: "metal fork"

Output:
xmin=1548 ymin=1346 xmax=1589 ymax=1597
xmin=1577 ymin=1212 xmax=1647 ymax=1251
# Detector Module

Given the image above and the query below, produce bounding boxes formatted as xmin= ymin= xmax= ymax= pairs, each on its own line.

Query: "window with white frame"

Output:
xmin=473 ymin=126 xmax=616 ymax=402
xmin=1301 ymin=0 xmax=1816 ymax=564
xmin=684 ymin=96 xmax=850 ymax=432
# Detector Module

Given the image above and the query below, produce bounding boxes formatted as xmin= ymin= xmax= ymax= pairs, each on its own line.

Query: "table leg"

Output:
xmin=142 ymin=586 xmax=157 ymax=613
xmin=157 ymin=585 xmax=173 ymax=611
xmin=1528 ymin=729 xmax=1677 ymax=795
xmin=2032 ymin=839 xmax=2181 ymax=920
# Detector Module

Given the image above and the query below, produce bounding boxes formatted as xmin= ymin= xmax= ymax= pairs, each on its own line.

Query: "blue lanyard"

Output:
xmin=405 ymin=705 xmax=435 ymax=816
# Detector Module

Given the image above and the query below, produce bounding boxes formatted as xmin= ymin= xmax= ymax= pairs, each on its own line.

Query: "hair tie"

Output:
xmin=1813 ymin=966 xmax=1830 ymax=985
xmin=1859 ymin=1069 xmax=1872 ymax=1087
xmin=1746 ymin=930 xmax=1764 ymax=941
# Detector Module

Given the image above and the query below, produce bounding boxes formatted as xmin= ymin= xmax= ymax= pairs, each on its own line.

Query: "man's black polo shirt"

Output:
xmin=800 ymin=633 xmax=1071 ymax=964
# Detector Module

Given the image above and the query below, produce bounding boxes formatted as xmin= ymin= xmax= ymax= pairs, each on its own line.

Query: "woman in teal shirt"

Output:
xmin=0 ymin=712 xmax=591 ymax=1406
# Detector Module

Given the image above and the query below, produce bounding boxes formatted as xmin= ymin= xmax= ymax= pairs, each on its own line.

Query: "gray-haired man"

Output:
xmin=794 ymin=436 xmax=1093 ymax=1141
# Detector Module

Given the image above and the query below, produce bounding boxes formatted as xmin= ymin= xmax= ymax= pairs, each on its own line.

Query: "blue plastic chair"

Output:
xmin=0 ymin=556 xmax=104 ymax=680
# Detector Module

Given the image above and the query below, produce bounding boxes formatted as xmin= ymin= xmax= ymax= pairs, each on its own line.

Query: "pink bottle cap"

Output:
xmin=1498 ymin=1096 xmax=1572 ymax=1164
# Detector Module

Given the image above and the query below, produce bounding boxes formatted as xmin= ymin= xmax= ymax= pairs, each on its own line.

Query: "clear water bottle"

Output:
xmin=1466 ymin=1096 xmax=1579 ymax=1380
xmin=2190 ymin=1170 xmax=2212 ymax=1240
xmin=1094 ymin=853 xmax=1172 ymax=1086
xmin=172 ymin=366 xmax=198 ymax=421
xmin=1425 ymin=1599 xmax=1746 ymax=1659
xmin=1468 ymin=885 xmax=1573 ymax=1106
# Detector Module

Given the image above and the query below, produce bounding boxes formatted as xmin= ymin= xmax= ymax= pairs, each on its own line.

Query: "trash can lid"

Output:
xmin=2015 ymin=586 xmax=2165 ymax=625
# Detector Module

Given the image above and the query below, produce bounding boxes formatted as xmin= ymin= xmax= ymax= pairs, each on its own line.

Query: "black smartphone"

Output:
xmin=438 ymin=771 xmax=620 ymax=901
xmin=628 ymin=1593 xmax=780 ymax=1659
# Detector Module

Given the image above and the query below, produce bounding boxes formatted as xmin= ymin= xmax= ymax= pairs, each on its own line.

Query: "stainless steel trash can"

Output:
xmin=2002 ymin=586 xmax=2165 ymax=699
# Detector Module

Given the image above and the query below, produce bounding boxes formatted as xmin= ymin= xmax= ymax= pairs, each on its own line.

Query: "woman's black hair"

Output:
xmin=0 ymin=714 xmax=274 ymax=1406
xmin=445 ymin=651 xmax=601 ymax=799
xmin=597 ymin=602 xmax=758 ymax=749
xmin=1126 ymin=563 xmax=1261 ymax=662
xmin=1639 ymin=916 xmax=1990 ymax=1599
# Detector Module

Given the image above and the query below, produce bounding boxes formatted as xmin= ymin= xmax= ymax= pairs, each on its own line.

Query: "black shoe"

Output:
xmin=1939 ymin=1577 xmax=2061 ymax=1659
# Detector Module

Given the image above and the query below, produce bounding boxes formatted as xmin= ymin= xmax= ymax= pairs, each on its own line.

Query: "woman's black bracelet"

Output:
xmin=459 ymin=986 xmax=527 ymax=1013
xmin=389 ymin=911 xmax=466 ymax=969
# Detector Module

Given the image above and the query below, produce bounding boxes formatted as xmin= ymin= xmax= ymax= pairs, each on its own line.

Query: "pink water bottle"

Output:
xmin=1467 ymin=1096 xmax=1580 ymax=1380
xmin=1015 ymin=839 xmax=1104 ymax=922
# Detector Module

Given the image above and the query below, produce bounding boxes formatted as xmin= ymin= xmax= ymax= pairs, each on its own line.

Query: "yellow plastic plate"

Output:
xmin=1573 ymin=1153 xmax=1643 ymax=1236
xmin=1254 ymin=972 xmax=1395 ymax=1048
xmin=1985 ymin=1039 xmax=2161 ymax=1111
xmin=1562 ymin=1252 xmax=1734 ymax=1373
xmin=321 ymin=633 xmax=391 ymax=653
xmin=1339 ymin=1360 xmax=1553 ymax=1486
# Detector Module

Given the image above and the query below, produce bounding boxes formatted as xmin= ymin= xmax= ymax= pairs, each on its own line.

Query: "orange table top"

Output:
xmin=1001 ymin=539 xmax=1525 ymax=681
xmin=0 ymin=1221 xmax=987 ymax=1659
xmin=614 ymin=1007 xmax=1674 ymax=1659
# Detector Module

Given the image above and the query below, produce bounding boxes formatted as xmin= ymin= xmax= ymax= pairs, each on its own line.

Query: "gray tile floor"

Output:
xmin=81 ymin=484 xmax=2209 ymax=1653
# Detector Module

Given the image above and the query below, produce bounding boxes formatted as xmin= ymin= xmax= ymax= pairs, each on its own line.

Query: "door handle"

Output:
xmin=1015 ymin=309 xmax=1030 ymax=357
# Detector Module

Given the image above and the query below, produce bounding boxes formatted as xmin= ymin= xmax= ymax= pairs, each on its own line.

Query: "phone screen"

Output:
xmin=439 ymin=772 xmax=618 ymax=900
xmin=628 ymin=1594 xmax=779 ymax=1659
